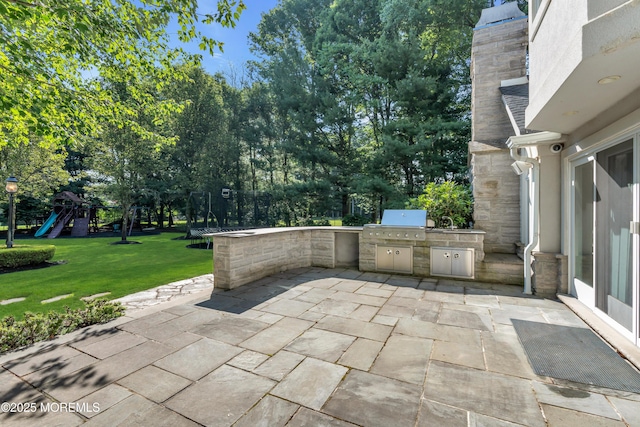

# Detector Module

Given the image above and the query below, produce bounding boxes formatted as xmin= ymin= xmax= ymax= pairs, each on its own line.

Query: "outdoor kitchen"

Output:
xmin=359 ymin=210 xmax=485 ymax=280
xmin=210 ymin=209 xmax=515 ymax=290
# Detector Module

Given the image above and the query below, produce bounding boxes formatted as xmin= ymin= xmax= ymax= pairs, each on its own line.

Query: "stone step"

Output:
xmin=476 ymin=253 xmax=524 ymax=286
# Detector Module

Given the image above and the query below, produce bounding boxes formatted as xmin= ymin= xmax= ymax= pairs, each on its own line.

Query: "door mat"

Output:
xmin=512 ymin=319 xmax=640 ymax=393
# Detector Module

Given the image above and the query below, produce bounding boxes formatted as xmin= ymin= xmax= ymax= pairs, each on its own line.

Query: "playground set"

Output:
xmin=185 ymin=191 xmax=219 ymax=247
xmin=184 ymin=189 xmax=272 ymax=247
xmin=35 ymin=191 xmax=96 ymax=238
xmin=33 ymin=188 xmax=272 ymax=241
xmin=34 ymin=191 xmax=166 ymax=239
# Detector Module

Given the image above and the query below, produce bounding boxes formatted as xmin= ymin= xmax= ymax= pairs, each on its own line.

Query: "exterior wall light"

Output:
xmin=598 ymin=75 xmax=621 ymax=85
xmin=511 ymin=160 xmax=532 ymax=176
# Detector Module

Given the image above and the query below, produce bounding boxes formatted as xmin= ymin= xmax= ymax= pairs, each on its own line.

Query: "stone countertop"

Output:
xmin=204 ymin=227 xmax=484 ymax=238
xmin=426 ymin=229 xmax=486 ymax=234
xmin=204 ymin=226 xmax=363 ymax=238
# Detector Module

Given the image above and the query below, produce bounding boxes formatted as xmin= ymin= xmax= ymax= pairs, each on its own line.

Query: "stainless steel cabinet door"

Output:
xmin=393 ymin=247 xmax=412 ymax=273
xmin=452 ymin=250 xmax=474 ymax=278
xmin=376 ymin=245 xmax=412 ymax=273
xmin=376 ymin=246 xmax=395 ymax=271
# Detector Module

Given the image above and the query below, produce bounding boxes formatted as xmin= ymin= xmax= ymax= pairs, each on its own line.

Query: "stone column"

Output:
xmin=531 ymin=252 xmax=564 ymax=298
xmin=470 ymin=13 xmax=528 ymax=254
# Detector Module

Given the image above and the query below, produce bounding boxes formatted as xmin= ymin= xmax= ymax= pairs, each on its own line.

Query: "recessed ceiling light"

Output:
xmin=563 ymin=111 xmax=579 ymax=116
xmin=598 ymin=75 xmax=621 ymax=84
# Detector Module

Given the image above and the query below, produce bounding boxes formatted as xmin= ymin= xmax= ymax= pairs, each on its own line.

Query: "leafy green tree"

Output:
xmin=14 ymin=195 xmax=49 ymax=228
xmin=91 ymin=76 xmax=175 ymax=241
xmin=57 ymin=146 xmax=94 ymax=198
xmin=161 ymin=66 xmax=245 ymax=228
xmin=0 ymin=0 xmax=245 ymax=149
xmin=0 ymin=139 xmax=69 ymax=201
xmin=250 ymin=0 xmax=482 ymax=222
xmin=407 ymin=181 xmax=473 ymax=228
xmin=251 ymin=0 xmax=364 ymax=218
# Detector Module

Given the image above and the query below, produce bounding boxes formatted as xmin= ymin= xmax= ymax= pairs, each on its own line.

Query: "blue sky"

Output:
xmin=168 ymin=0 xmax=280 ymax=76
xmin=168 ymin=0 xmax=508 ymax=75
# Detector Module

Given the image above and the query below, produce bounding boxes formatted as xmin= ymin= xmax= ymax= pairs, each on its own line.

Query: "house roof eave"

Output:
xmin=506 ymin=131 xmax=565 ymax=149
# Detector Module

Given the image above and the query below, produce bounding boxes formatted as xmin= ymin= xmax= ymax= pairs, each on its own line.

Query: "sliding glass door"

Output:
xmin=572 ymin=160 xmax=594 ymax=304
xmin=571 ymin=137 xmax=638 ymax=344
xmin=595 ymin=140 xmax=634 ymax=331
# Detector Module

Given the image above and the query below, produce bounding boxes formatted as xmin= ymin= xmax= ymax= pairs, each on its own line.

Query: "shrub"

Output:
xmin=0 ymin=299 xmax=125 ymax=354
xmin=298 ymin=218 xmax=331 ymax=226
xmin=407 ymin=181 xmax=473 ymax=228
xmin=0 ymin=245 xmax=56 ymax=268
xmin=341 ymin=214 xmax=368 ymax=226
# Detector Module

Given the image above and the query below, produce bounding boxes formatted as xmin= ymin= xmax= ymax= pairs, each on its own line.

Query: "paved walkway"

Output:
xmin=115 ymin=274 xmax=214 ymax=312
xmin=1 ymin=268 xmax=639 ymax=426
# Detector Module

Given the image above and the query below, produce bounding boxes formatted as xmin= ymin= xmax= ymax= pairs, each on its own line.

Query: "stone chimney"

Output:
xmin=470 ymin=3 xmax=528 ymax=253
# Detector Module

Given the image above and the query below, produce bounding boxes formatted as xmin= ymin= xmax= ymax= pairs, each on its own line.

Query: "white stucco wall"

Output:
xmin=528 ymin=0 xmax=587 ymax=108
xmin=537 ymin=150 xmax=562 ymax=253
xmin=527 ymin=0 xmax=640 ymax=133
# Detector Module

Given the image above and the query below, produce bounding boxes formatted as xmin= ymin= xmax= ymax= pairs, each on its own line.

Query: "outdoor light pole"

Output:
xmin=5 ymin=176 xmax=18 ymax=248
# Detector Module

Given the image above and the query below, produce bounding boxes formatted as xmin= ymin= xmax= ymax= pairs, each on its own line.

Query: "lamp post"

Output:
xmin=5 ymin=176 xmax=18 ymax=248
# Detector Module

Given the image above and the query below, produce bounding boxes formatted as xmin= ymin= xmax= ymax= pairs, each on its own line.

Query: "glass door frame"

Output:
xmin=568 ymin=133 xmax=639 ymax=346
xmin=570 ymin=155 xmax=595 ymax=308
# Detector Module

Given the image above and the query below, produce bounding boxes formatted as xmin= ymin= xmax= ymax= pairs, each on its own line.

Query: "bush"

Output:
xmin=407 ymin=181 xmax=473 ymax=228
xmin=0 ymin=299 xmax=125 ymax=354
xmin=0 ymin=245 xmax=56 ymax=268
xmin=298 ymin=218 xmax=331 ymax=226
xmin=341 ymin=214 xmax=368 ymax=226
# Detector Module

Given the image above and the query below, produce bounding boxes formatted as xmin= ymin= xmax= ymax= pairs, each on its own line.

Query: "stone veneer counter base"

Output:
xmin=211 ymin=227 xmax=362 ymax=290
xmin=212 ymin=227 xmax=523 ymax=290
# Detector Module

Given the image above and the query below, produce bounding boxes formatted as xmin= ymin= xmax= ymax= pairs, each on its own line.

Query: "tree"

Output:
xmin=14 ymin=195 xmax=49 ymax=228
xmin=0 ymin=139 xmax=69 ymax=200
xmin=249 ymin=0 xmax=482 ymax=221
xmin=407 ymin=181 xmax=473 ymax=228
xmin=160 ymin=66 xmax=244 ymax=229
xmin=91 ymin=76 xmax=173 ymax=241
xmin=0 ymin=0 xmax=245 ymax=149
xmin=251 ymin=0 xmax=364 ymax=219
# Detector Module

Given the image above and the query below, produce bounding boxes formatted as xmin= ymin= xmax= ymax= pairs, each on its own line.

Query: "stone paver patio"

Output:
xmin=1 ymin=268 xmax=639 ymax=426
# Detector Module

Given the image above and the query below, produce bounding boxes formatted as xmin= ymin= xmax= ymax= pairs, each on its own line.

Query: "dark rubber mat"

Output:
xmin=512 ymin=320 xmax=640 ymax=393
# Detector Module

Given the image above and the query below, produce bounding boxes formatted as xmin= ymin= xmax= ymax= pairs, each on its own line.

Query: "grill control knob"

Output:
xmin=369 ymin=232 xmax=373 ymax=236
xmin=388 ymin=233 xmax=392 ymax=237
xmin=375 ymin=232 xmax=379 ymax=236
xmin=404 ymin=233 xmax=408 ymax=237
xmin=396 ymin=233 xmax=400 ymax=237
xmin=415 ymin=234 xmax=419 ymax=238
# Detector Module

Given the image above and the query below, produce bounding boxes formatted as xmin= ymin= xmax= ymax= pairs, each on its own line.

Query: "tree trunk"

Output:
xmin=341 ymin=194 xmax=349 ymax=217
xmin=185 ymin=192 xmax=192 ymax=233
xmin=157 ymin=205 xmax=165 ymax=229
xmin=121 ymin=208 xmax=129 ymax=242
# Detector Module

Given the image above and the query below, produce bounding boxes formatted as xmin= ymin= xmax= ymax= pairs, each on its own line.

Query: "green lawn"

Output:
xmin=0 ymin=233 xmax=213 ymax=319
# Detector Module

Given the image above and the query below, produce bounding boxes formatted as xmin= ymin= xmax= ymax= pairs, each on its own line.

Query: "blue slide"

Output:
xmin=35 ymin=212 xmax=58 ymax=238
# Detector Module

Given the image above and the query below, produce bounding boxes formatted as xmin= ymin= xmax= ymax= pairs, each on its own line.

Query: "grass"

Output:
xmin=0 ymin=232 xmax=213 ymax=319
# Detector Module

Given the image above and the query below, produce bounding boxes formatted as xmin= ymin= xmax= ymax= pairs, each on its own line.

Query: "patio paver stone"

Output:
xmin=1 ymin=267 xmax=639 ymax=427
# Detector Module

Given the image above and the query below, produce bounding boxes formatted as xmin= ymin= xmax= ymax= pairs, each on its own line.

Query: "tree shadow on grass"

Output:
xmin=0 ymin=260 xmax=67 ymax=275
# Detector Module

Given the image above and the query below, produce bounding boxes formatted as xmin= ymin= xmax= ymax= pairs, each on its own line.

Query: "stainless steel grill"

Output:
xmin=363 ymin=209 xmax=428 ymax=241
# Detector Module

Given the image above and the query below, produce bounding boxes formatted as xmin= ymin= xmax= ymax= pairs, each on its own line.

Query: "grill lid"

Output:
xmin=380 ymin=210 xmax=427 ymax=227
